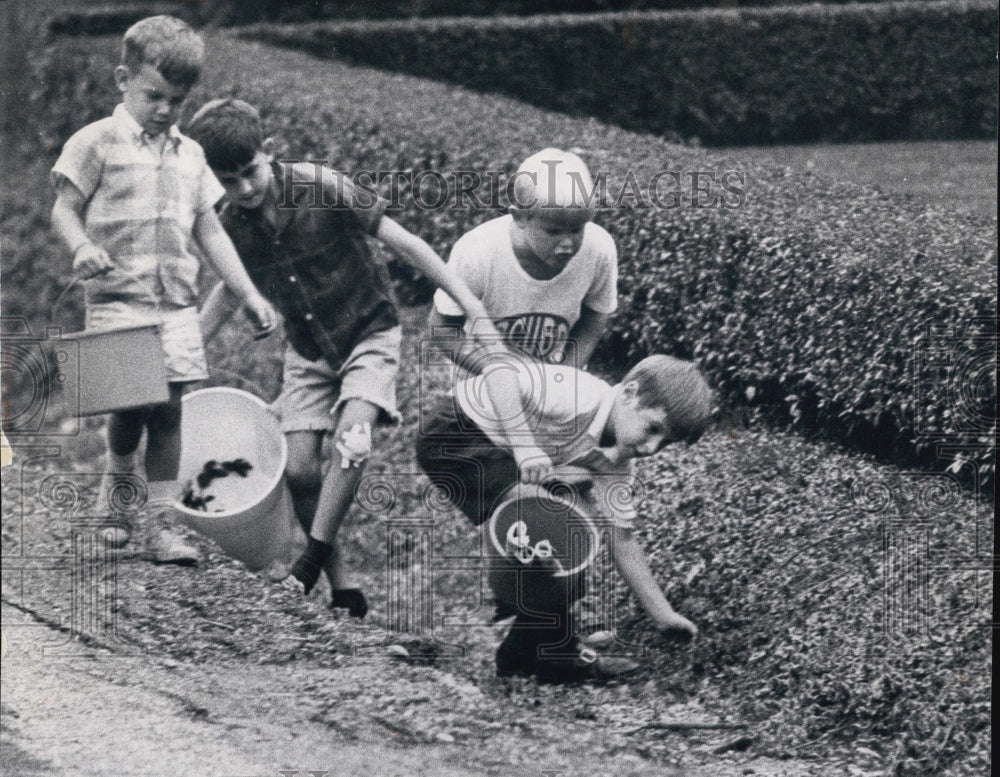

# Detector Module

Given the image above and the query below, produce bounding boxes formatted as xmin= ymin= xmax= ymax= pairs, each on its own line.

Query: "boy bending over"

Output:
xmin=417 ymin=355 xmax=711 ymax=682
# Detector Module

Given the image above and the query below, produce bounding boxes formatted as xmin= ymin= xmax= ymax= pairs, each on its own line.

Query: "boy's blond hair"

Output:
xmin=623 ymin=355 xmax=713 ymax=443
xmin=121 ymin=15 xmax=203 ymax=89
xmin=510 ymin=148 xmax=595 ymax=212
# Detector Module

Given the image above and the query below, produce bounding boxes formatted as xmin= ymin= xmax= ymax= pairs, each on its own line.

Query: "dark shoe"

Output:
xmin=535 ymin=645 xmax=640 ymax=684
xmin=330 ymin=588 xmax=368 ymax=618
xmin=495 ymin=629 xmax=537 ymax=678
xmin=491 ymin=599 xmax=519 ymax=623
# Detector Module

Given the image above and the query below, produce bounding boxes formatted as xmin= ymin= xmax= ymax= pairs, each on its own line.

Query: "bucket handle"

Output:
xmin=50 ymin=267 xmax=164 ymax=330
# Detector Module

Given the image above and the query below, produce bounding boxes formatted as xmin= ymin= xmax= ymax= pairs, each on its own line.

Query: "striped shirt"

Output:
xmin=51 ymin=104 xmax=224 ymax=308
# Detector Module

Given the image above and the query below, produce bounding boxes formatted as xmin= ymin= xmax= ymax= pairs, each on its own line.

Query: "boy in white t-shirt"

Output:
xmin=428 ymin=148 xmax=621 ymax=642
xmin=428 ymin=148 xmax=617 ymax=368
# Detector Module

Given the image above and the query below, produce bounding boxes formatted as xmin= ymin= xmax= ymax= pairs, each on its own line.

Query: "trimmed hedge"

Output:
xmin=9 ymin=33 xmax=994 ymax=487
xmin=243 ymin=0 xmax=999 ymax=146
xmin=47 ymin=4 xmax=182 ymax=37
xmin=204 ymin=0 xmax=945 ymax=25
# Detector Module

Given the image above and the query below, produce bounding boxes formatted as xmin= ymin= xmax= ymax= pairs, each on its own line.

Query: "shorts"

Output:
xmin=85 ymin=301 xmax=207 ymax=383
xmin=272 ymin=326 xmax=402 ymax=433
xmin=415 ymin=393 xmax=519 ymax=526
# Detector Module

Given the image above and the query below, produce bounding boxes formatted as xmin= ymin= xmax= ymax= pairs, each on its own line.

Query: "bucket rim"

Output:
xmin=65 ymin=323 xmax=161 ymax=339
xmin=486 ymin=483 xmax=600 ymax=578
xmin=173 ymin=386 xmax=288 ymax=519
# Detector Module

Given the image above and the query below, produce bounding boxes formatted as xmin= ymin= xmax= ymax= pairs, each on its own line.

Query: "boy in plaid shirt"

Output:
xmin=191 ymin=98 xmax=499 ymax=616
xmin=50 ymin=17 xmax=277 ymax=564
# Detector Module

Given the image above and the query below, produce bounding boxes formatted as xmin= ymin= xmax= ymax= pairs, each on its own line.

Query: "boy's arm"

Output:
xmin=427 ymin=306 xmax=501 ymax=375
xmin=375 ymin=218 xmax=495 ymax=339
xmin=50 ymin=181 xmax=114 ymax=278
xmin=199 ymin=280 xmax=241 ymax=344
xmin=477 ymin=356 xmax=554 ymax=484
xmin=612 ymin=525 xmax=698 ymax=640
xmin=378 ymin=218 xmax=551 ymax=480
xmin=564 ymin=306 xmax=611 ymax=369
xmin=192 ymin=208 xmax=278 ymax=336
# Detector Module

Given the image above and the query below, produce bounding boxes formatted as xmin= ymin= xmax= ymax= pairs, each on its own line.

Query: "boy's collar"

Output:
xmin=586 ymin=382 xmax=620 ymax=446
xmin=235 ymin=160 xmax=289 ymax=230
xmin=261 ymin=160 xmax=289 ymax=228
xmin=113 ymin=104 xmax=181 ymax=150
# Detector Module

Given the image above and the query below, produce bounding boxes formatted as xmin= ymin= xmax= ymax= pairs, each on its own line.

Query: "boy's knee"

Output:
xmin=285 ymin=454 xmax=322 ymax=492
xmin=333 ymin=420 xmax=372 ymax=470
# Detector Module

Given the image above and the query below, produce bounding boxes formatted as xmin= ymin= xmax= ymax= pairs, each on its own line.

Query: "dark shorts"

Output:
xmin=415 ymin=394 xmax=518 ymax=527
xmin=416 ymin=394 xmax=588 ymax=632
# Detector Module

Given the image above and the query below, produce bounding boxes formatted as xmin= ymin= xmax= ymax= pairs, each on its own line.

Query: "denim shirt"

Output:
xmin=220 ymin=162 xmax=397 ymax=364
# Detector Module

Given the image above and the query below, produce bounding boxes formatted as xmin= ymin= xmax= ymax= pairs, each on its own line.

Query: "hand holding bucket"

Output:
xmin=51 ymin=268 xmax=170 ymax=416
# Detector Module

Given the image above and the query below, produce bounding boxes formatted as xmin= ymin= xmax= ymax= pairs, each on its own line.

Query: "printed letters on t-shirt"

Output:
xmin=494 ymin=313 xmax=570 ymax=362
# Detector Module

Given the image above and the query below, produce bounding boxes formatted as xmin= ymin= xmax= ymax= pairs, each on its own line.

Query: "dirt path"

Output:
xmin=2 ymin=600 xmax=838 ymax=777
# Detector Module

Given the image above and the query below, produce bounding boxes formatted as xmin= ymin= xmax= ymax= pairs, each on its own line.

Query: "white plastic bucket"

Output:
xmin=174 ymin=387 xmax=302 ymax=572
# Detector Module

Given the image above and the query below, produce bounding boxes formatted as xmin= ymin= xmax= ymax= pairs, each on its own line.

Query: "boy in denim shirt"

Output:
xmin=50 ymin=17 xmax=277 ymax=564
xmin=191 ymin=99 xmax=497 ymax=616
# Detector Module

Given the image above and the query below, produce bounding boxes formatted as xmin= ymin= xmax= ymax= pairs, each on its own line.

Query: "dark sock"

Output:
xmin=330 ymin=588 xmax=368 ymax=619
xmin=289 ymin=537 xmax=332 ymax=594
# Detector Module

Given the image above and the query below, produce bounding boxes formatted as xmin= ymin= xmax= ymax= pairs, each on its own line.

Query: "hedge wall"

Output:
xmin=243 ymin=0 xmax=999 ymax=146
xmin=10 ymin=33 xmax=994 ymax=486
xmin=203 ymin=0 xmax=948 ymax=25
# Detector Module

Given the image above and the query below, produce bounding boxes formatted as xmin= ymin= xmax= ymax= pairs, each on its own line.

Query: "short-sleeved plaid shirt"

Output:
xmin=51 ymin=104 xmax=224 ymax=309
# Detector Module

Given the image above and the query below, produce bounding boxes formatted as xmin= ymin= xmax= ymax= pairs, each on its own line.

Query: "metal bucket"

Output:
xmin=68 ymin=324 xmax=169 ymax=415
xmin=173 ymin=387 xmax=302 ymax=572
xmin=485 ymin=483 xmax=601 ymax=614
xmin=52 ymin=277 xmax=169 ymax=416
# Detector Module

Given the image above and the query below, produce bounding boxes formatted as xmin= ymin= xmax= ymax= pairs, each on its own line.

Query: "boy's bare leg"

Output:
xmin=141 ymin=384 xmax=199 ymax=564
xmin=100 ymin=407 xmax=146 ymax=546
xmin=287 ymin=400 xmax=379 ymax=613
xmin=285 ymin=430 xmax=324 ymax=535
xmin=143 ymin=384 xmax=184 ymax=482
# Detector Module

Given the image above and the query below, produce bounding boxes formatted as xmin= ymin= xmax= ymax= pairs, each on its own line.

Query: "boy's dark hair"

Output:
xmin=187 ymin=98 xmax=264 ymax=172
xmin=121 ymin=15 xmax=203 ymax=90
xmin=623 ymin=355 xmax=713 ymax=443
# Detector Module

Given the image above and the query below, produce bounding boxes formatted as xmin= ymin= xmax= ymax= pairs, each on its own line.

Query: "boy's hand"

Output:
xmin=243 ymin=294 xmax=279 ymax=339
xmin=468 ymin=313 xmax=503 ymax=347
xmin=73 ymin=243 xmax=114 ymax=279
xmin=514 ymin=446 xmax=554 ymax=485
xmin=653 ymin=612 xmax=698 ymax=644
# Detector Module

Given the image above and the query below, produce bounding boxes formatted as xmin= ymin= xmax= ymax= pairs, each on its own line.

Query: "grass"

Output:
xmin=735 ymin=139 xmax=997 ymax=221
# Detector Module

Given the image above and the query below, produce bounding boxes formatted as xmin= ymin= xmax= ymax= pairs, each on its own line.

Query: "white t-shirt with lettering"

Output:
xmin=433 ymin=215 xmax=618 ymax=363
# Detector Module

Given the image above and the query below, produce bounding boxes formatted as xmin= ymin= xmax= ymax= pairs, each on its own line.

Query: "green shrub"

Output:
xmin=47 ymin=3 xmax=187 ymax=37
xmin=202 ymin=0 xmax=966 ymax=26
xmin=243 ymin=0 xmax=999 ymax=145
xmin=6 ymin=31 xmax=995 ymax=478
